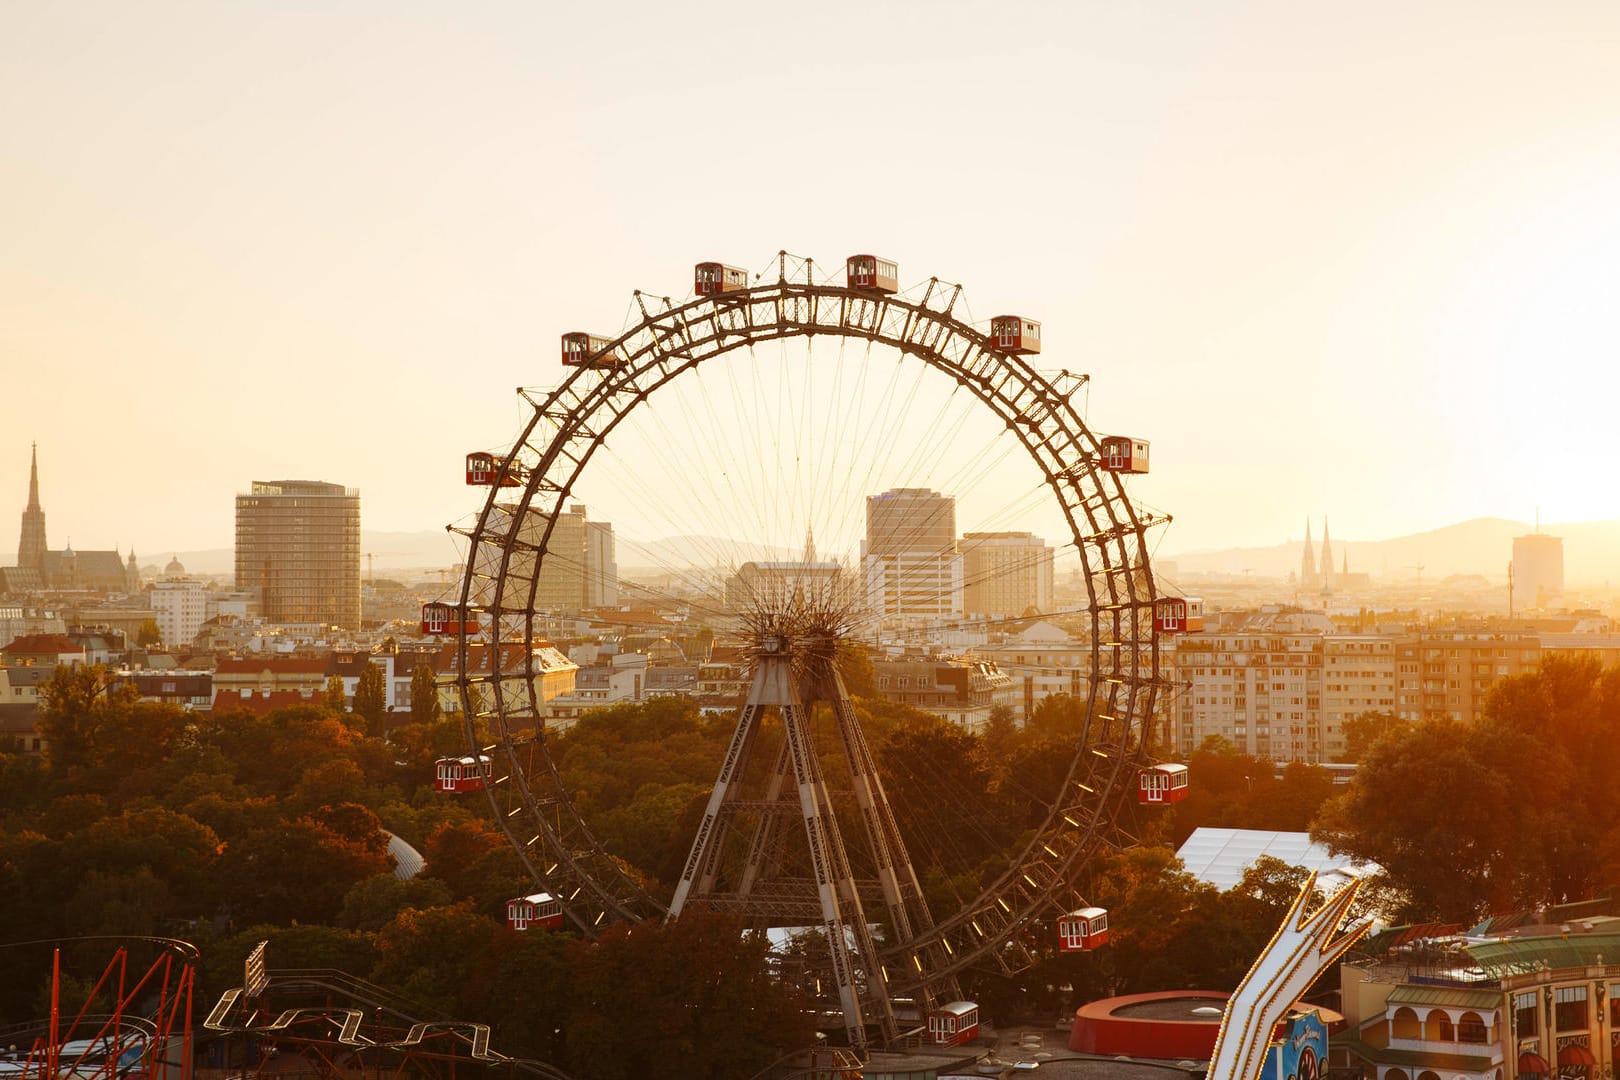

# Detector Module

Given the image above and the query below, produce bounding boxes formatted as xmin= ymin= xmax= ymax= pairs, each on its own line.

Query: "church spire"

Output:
xmin=25 ymin=442 xmax=40 ymax=511
xmin=804 ymin=524 xmax=817 ymax=564
xmin=1319 ymin=517 xmax=1335 ymax=591
xmin=1300 ymin=518 xmax=1317 ymax=590
xmin=16 ymin=442 xmax=47 ymax=574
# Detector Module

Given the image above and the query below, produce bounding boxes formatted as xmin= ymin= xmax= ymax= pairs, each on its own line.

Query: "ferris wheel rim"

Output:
xmin=452 ymin=254 xmax=1168 ymax=986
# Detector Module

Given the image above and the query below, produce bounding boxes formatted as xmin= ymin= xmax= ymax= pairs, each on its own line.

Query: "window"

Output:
xmin=1515 ymin=992 xmax=1538 ymax=1037
xmin=1555 ymin=985 xmax=1588 ymax=1031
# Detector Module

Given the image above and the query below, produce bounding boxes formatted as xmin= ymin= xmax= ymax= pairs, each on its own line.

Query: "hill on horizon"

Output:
xmin=1163 ymin=516 xmax=1620 ymax=586
xmin=7 ymin=517 xmax=1616 ymax=587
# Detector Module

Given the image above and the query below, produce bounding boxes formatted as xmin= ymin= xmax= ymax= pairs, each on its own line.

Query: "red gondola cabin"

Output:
xmin=1057 ymin=907 xmax=1109 ymax=952
xmin=1154 ymin=597 xmax=1204 ymax=634
xmin=694 ymin=262 xmax=749 ymax=296
xmin=561 ymin=332 xmax=622 ymax=369
xmin=846 ymin=254 xmax=900 ymax=295
xmin=434 ymin=755 xmax=491 ymax=793
xmin=1099 ymin=435 xmax=1150 ymax=474
xmin=1139 ymin=763 xmax=1190 ymax=804
xmin=506 ymin=892 xmax=563 ymax=931
xmin=421 ymin=601 xmax=479 ymax=636
xmin=465 ymin=452 xmax=523 ymax=487
xmin=990 ymin=315 xmax=1042 ymax=355
xmin=926 ymin=1001 xmax=980 ymax=1046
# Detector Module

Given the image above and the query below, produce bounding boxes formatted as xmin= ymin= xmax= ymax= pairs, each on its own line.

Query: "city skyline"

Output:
xmin=4 ymin=3 xmax=1618 ymax=565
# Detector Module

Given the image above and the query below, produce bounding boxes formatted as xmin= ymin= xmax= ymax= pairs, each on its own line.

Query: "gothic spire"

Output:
xmin=1319 ymin=517 xmax=1335 ymax=590
xmin=1300 ymin=518 xmax=1317 ymax=589
xmin=16 ymin=442 xmax=47 ymax=574
xmin=25 ymin=442 xmax=40 ymax=511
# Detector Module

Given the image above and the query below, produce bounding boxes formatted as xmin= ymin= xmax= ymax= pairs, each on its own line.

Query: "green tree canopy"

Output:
xmin=352 ymin=663 xmax=388 ymax=736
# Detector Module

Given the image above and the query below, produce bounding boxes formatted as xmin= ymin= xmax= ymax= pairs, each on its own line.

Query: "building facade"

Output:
xmin=863 ymin=488 xmax=962 ymax=626
xmin=151 ymin=576 xmax=208 ymax=649
xmin=1334 ymin=908 xmax=1620 ymax=1080
xmin=234 ymin=480 xmax=362 ymax=629
xmin=960 ymin=531 xmax=1054 ymax=622
xmin=1511 ymin=533 xmax=1564 ymax=613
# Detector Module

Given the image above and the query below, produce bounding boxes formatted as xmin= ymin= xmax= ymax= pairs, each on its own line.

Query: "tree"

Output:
xmin=1312 ymin=718 xmax=1570 ymax=921
xmin=336 ymin=873 xmax=454 ymax=931
xmin=352 ymin=663 xmax=388 ymax=735
xmin=409 ymin=663 xmax=442 ymax=725
xmin=135 ymin=619 xmax=162 ymax=647
xmin=560 ymin=912 xmax=814 ymax=1080
xmin=322 ymin=675 xmax=348 ymax=715
xmin=1339 ymin=710 xmax=1410 ymax=762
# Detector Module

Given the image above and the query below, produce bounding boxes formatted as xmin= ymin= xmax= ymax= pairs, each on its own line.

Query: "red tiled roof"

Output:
xmin=210 ymin=689 xmax=320 ymax=716
xmin=3 ymin=634 xmax=86 ymax=655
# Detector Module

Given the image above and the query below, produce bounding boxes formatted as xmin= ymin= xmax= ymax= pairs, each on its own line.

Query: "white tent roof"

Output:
xmin=1175 ymin=827 xmax=1375 ymax=893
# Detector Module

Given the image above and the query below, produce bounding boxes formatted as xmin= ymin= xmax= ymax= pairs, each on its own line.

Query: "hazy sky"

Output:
xmin=4 ymin=1 xmax=1618 ymax=566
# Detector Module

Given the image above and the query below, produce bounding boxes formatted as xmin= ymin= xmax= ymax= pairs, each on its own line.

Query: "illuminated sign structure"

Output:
xmin=1208 ymin=873 xmax=1371 ymax=1080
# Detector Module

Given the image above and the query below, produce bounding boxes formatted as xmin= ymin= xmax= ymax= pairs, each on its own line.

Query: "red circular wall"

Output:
xmin=1067 ymin=991 xmax=1346 ymax=1060
xmin=1069 ymin=990 xmax=1230 ymax=1059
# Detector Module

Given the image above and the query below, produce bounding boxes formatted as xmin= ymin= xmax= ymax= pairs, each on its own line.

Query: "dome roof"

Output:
xmin=165 ymin=555 xmax=185 ymax=574
xmin=385 ymin=831 xmax=425 ymax=880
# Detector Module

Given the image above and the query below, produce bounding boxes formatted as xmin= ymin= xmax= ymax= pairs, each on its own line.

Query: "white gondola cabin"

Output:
xmin=1099 ymin=435 xmax=1150 ymax=474
xmin=560 ymin=331 xmax=622 ymax=369
xmin=694 ymin=262 xmax=749 ymax=296
xmin=506 ymin=892 xmax=563 ymax=931
xmin=846 ymin=254 xmax=900 ymax=295
xmin=465 ymin=452 xmax=523 ymax=487
xmin=1057 ymin=907 xmax=1109 ymax=952
xmin=420 ymin=601 xmax=479 ymax=636
xmin=990 ymin=315 xmax=1042 ymax=355
xmin=926 ymin=1001 xmax=980 ymax=1046
xmin=1154 ymin=597 xmax=1204 ymax=634
xmin=1139 ymin=762 xmax=1190 ymax=804
xmin=434 ymin=755 xmax=491 ymax=794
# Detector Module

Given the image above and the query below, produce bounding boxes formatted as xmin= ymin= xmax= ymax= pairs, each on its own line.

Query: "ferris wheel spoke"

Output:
xmin=452 ymin=255 xmax=1170 ymax=1046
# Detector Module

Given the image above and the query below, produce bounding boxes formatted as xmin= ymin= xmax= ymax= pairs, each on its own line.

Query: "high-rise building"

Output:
xmin=235 ymin=480 xmax=361 ymax=628
xmin=862 ymin=488 xmax=962 ymax=625
xmin=1511 ymin=533 xmax=1564 ymax=612
xmin=960 ymin=531 xmax=1054 ymax=621
xmin=585 ymin=518 xmax=619 ymax=609
xmin=528 ymin=504 xmax=617 ymax=614
xmin=536 ymin=505 xmax=587 ymax=613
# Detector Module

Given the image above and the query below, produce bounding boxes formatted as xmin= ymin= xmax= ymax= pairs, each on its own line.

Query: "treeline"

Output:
xmin=3 ymin=654 xmax=1617 ymax=1071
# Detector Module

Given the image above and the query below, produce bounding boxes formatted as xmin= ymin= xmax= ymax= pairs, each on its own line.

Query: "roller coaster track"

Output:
xmin=202 ymin=970 xmax=576 ymax=1080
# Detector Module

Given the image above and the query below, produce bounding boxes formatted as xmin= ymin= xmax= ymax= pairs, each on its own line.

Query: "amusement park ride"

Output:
xmin=425 ymin=250 xmax=1212 ymax=1054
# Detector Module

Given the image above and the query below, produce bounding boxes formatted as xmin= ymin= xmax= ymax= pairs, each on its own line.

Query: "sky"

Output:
xmin=4 ymin=1 xmax=1619 ymax=568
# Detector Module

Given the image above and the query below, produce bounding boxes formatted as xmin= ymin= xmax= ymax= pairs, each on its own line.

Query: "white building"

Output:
xmin=863 ymin=488 xmax=962 ymax=627
xmin=151 ymin=577 xmax=208 ymax=649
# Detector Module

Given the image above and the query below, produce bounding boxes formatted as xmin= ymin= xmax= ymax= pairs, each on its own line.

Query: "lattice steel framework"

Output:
xmin=452 ymin=250 xmax=1170 ymax=1003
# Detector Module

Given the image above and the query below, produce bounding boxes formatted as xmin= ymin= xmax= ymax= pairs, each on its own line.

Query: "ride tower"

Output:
xmin=668 ymin=592 xmax=954 ymax=1049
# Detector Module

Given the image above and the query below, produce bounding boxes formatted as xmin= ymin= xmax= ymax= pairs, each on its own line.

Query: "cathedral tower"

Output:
xmin=16 ymin=443 xmax=46 ymax=574
xmin=1300 ymin=518 xmax=1318 ymax=590
xmin=1318 ymin=518 xmax=1335 ymax=591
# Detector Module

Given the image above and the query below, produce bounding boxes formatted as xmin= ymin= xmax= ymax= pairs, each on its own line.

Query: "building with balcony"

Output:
xmin=1332 ymin=902 xmax=1620 ymax=1080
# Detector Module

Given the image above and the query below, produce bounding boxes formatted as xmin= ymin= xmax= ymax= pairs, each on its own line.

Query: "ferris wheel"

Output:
xmin=439 ymin=251 xmax=1186 ymax=1051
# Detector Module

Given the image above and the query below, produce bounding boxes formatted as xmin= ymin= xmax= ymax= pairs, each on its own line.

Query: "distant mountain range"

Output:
xmin=8 ymin=517 xmax=1617 ymax=586
xmin=1162 ymin=517 xmax=1620 ymax=586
